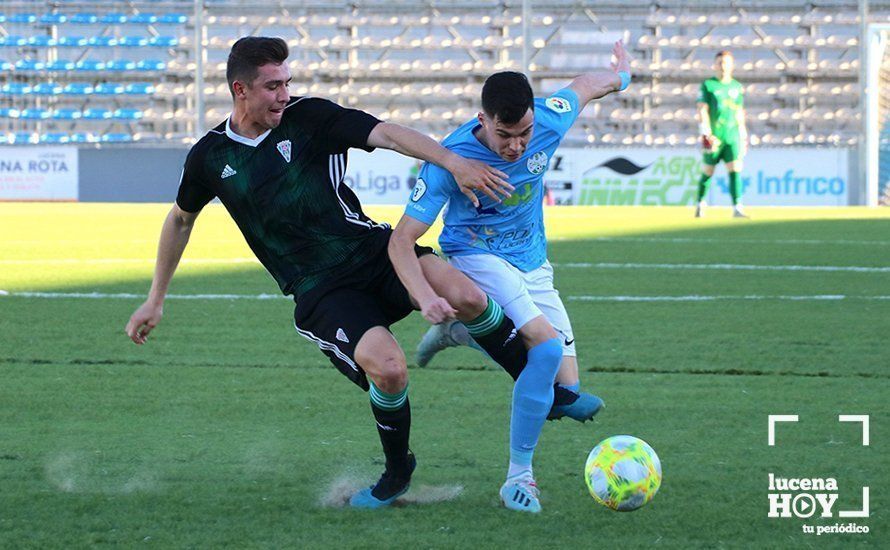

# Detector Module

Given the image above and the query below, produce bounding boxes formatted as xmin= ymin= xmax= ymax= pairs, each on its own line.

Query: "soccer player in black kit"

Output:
xmin=125 ymin=37 xmax=544 ymax=509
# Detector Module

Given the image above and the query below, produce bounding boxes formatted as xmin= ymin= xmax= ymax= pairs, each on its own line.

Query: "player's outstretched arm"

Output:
xmin=569 ymin=40 xmax=632 ymax=106
xmin=388 ymin=215 xmax=457 ymax=324
xmin=125 ymin=204 xmax=199 ymax=344
xmin=367 ymin=122 xmax=513 ymax=206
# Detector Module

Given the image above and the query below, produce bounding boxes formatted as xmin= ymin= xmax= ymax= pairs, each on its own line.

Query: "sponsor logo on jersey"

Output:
xmin=220 ymin=164 xmax=237 ymax=179
xmin=277 ymin=139 xmax=292 ymax=162
xmin=545 ymin=96 xmax=572 ymax=113
xmin=411 ymin=178 xmax=427 ymax=201
xmin=336 ymin=328 xmax=349 ymax=343
xmin=527 ymin=151 xmax=548 ymax=175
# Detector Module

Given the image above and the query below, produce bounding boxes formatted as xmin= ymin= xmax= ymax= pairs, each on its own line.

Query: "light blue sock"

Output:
xmin=509 ymin=337 xmax=563 ymax=472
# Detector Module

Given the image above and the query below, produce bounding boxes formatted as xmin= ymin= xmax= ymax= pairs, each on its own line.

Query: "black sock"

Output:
xmin=370 ymin=398 xmax=412 ymax=476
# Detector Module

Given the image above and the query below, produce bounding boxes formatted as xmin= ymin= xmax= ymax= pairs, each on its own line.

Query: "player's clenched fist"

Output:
xmin=125 ymin=301 xmax=163 ymax=344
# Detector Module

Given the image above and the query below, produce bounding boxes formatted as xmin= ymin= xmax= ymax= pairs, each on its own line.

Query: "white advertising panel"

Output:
xmin=342 ymin=148 xmax=420 ymax=205
xmin=550 ymin=147 xmax=850 ymax=206
xmin=0 ymin=147 xmax=79 ymax=201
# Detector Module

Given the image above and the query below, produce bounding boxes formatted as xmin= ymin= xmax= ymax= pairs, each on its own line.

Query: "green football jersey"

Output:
xmin=697 ymin=77 xmax=744 ymax=142
xmin=176 ymin=96 xmax=388 ymax=299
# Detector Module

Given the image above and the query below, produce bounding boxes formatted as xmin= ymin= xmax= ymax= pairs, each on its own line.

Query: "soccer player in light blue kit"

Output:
xmin=388 ymin=41 xmax=631 ymax=512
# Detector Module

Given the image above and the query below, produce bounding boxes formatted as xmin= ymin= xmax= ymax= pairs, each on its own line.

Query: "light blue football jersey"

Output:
xmin=405 ymin=88 xmax=580 ymax=272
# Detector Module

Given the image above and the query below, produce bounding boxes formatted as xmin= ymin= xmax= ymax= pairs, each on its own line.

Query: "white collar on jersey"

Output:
xmin=225 ymin=116 xmax=272 ymax=147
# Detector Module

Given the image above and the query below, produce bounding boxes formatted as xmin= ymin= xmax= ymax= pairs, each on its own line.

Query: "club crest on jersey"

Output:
xmin=527 ymin=151 xmax=548 ymax=175
xmin=411 ymin=178 xmax=427 ymax=201
xmin=277 ymin=139 xmax=292 ymax=162
xmin=545 ymin=96 xmax=572 ymax=114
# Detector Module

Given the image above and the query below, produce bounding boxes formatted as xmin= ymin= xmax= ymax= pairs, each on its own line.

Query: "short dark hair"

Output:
xmin=226 ymin=37 xmax=289 ymax=96
xmin=481 ymin=71 xmax=534 ymax=125
xmin=715 ymin=50 xmax=733 ymax=60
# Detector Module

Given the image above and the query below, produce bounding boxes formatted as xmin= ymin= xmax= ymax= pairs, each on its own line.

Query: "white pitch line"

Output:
xmin=2 ymin=291 xmax=890 ymax=302
xmin=553 ymin=262 xmax=890 ymax=273
xmin=0 ymin=258 xmax=260 ymax=265
xmin=583 ymin=236 xmax=890 ymax=247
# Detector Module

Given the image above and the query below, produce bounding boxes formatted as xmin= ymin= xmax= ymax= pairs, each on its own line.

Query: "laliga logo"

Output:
xmin=767 ymin=415 xmax=870 ymax=520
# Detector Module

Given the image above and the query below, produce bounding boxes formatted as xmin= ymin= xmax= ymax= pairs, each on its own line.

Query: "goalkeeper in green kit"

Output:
xmin=695 ymin=50 xmax=749 ymax=218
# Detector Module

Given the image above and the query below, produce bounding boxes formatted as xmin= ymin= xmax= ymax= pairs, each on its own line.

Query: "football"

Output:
xmin=585 ymin=435 xmax=662 ymax=511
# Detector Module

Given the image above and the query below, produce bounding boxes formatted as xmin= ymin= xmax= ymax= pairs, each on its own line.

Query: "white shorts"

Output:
xmin=449 ymin=254 xmax=576 ymax=356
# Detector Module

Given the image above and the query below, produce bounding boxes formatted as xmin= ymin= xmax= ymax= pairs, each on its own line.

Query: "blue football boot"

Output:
xmin=349 ymin=453 xmax=416 ymax=509
xmin=548 ymin=391 xmax=604 ymax=422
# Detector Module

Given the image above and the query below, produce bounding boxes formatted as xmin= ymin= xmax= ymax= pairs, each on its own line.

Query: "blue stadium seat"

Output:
xmin=94 ymin=83 xmax=125 ymax=95
xmin=100 ymin=13 xmax=128 ymax=24
xmin=0 ymin=36 xmax=27 ymax=47
xmin=75 ymin=60 xmax=106 ymax=71
xmin=0 ymin=60 xmax=12 ymax=71
xmin=0 ymin=15 xmax=5 ymax=24
xmin=149 ymin=36 xmax=179 ymax=47
xmin=101 ymin=133 xmax=134 ymax=143
xmin=157 ymin=13 xmax=188 ymax=24
xmin=136 ymin=59 xmax=166 ymax=71
xmin=20 ymin=108 xmax=51 ymax=120
xmin=52 ymin=108 xmax=82 ymax=120
xmin=124 ymin=83 xmax=156 ymax=95
xmin=128 ymin=14 xmax=158 ymax=24
xmin=46 ymin=60 xmax=76 ymax=71
xmin=41 ymin=132 xmax=70 ymax=144
xmin=82 ymin=108 xmax=112 ymax=120
xmin=105 ymin=59 xmax=137 ymax=71
xmin=57 ymin=36 xmax=88 ymax=47
xmin=28 ymin=36 xmax=57 ymax=47
xmin=112 ymin=108 xmax=144 ymax=120
xmin=70 ymin=13 xmax=99 ymax=24
xmin=8 ymin=14 xmax=37 ymax=24
xmin=12 ymin=132 xmax=39 ymax=144
xmin=0 ymin=108 xmax=21 ymax=119
xmin=15 ymin=60 xmax=45 ymax=71
xmin=31 ymin=83 xmax=63 ymax=95
xmin=40 ymin=14 xmax=68 ymax=24
xmin=62 ymin=82 xmax=93 ymax=95
xmin=118 ymin=36 xmax=149 ymax=47
xmin=88 ymin=36 xmax=118 ymax=47
xmin=1 ymin=83 xmax=32 ymax=95
xmin=69 ymin=133 xmax=97 ymax=143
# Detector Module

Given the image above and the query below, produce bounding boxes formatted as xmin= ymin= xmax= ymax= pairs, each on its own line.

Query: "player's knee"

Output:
xmin=370 ymin=354 xmax=408 ymax=392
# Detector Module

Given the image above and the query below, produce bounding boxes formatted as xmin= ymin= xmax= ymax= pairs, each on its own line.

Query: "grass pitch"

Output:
xmin=1 ymin=204 xmax=888 ymax=548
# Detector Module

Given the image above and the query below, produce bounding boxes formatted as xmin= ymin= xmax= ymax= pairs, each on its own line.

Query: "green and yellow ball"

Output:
xmin=585 ymin=435 xmax=662 ymax=511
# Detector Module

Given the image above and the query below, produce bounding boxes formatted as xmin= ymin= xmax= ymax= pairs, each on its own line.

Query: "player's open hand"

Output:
xmin=449 ymin=157 xmax=513 ymax=207
xmin=420 ymin=296 xmax=457 ymax=324
xmin=611 ymin=40 xmax=631 ymax=75
xmin=125 ymin=301 xmax=163 ymax=344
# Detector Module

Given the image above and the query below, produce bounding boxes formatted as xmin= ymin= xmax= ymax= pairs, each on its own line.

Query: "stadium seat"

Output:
xmin=0 ymin=108 xmax=21 ymax=119
xmin=40 ymin=132 xmax=71 ymax=144
xmin=61 ymin=83 xmax=93 ymax=96
xmin=124 ymin=83 xmax=156 ymax=95
xmin=46 ymin=60 xmax=76 ymax=71
xmin=69 ymin=133 xmax=98 ymax=143
xmin=31 ymin=83 xmax=63 ymax=95
xmin=75 ymin=60 xmax=106 ymax=71
xmin=1 ymin=83 xmax=32 ymax=95
xmin=0 ymin=60 xmax=12 ymax=71
xmin=15 ymin=59 xmax=45 ymax=71
xmin=101 ymin=133 xmax=134 ymax=143
xmin=28 ymin=36 xmax=57 ymax=47
xmin=40 ymin=14 xmax=68 ymax=24
xmin=8 ymin=13 xmax=37 ymax=24
xmin=11 ymin=132 xmax=38 ymax=144
xmin=112 ymin=108 xmax=144 ymax=120
xmin=94 ymin=83 xmax=125 ymax=95
xmin=20 ymin=108 xmax=51 ymax=120
xmin=105 ymin=60 xmax=137 ymax=71
xmin=157 ymin=14 xmax=188 ymax=24
xmin=100 ymin=13 xmax=128 ymax=24
xmin=82 ymin=108 xmax=112 ymax=120
xmin=52 ymin=108 xmax=82 ymax=120
xmin=118 ymin=36 xmax=149 ymax=47
xmin=88 ymin=36 xmax=118 ymax=47
xmin=136 ymin=59 xmax=166 ymax=71
xmin=57 ymin=36 xmax=88 ymax=47
xmin=149 ymin=36 xmax=179 ymax=47
xmin=70 ymin=13 xmax=99 ymax=24
xmin=128 ymin=14 xmax=158 ymax=25
xmin=0 ymin=36 xmax=28 ymax=47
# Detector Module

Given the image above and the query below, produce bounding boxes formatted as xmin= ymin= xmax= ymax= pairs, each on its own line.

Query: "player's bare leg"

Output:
xmin=350 ymin=328 xmax=415 ymax=509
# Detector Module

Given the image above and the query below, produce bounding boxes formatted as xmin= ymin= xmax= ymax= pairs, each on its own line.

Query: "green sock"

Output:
xmin=465 ymin=296 xmax=504 ymax=338
xmin=697 ymin=173 xmax=712 ymax=202
xmin=728 ymin=172 xmax=742 ymax=205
